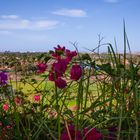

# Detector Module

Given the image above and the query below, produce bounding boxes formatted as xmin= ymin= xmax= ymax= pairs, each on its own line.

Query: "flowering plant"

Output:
xmin=0 ymin=30 xmax=140 ymax=140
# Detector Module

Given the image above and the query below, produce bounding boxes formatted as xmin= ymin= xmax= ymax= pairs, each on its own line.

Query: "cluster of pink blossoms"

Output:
xmin=37 ymin=45 xmax=82 ymax=89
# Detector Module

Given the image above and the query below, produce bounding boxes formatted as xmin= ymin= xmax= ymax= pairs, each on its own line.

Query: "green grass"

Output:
xmin=11 ymin=80 xmax=53 ymax=93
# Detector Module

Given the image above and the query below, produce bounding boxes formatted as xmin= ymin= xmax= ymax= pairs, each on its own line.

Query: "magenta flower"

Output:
xmin=37 ymin=63 xmax=47 ymax=73
xmin=61 ymin=125 xmax=102 ymax=140
xmin=51 ymin=52 xmax=61 ymax=59
xmin=55 ymin=77 xmax=67 ymax=89
xmin=83 ymin=128 xmax=102 ymax=140
xmin=70 ymin=65 xmax=82 ymax=81
xmin=54 ymin=45 xmax=65 ymax=52
xmin=53 ymin=59 xmax=67 ymax=76
xmin=49 ymin=45 xmax=79 ymax=89
xmin=34 ymin=95 xmax=40 ymax=102
xmin=48 ymin=72 xmax=56 ymax=81
xmin=48 ymin=72 xmax=61 ymax=81
xmin=52 ymin=45 xmax=77 ymax=61
xmin=0 ymin=72 xmax=8 ymax=86
xmin=65 ymin=49 xmax=77 ymax=63
xmin=108 ymin=126 xmax=117 ymax=140
xmin=51 ymin=45 xmax=65 ymax=59
xmin=49 ymin=59 xmax=68 ymax=82
xmin=61 ymin=125 xmax=82 ymax=140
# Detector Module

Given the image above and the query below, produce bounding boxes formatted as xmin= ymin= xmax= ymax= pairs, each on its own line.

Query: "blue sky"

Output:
xmin=0 ymin=0 xmax=139 ymax=52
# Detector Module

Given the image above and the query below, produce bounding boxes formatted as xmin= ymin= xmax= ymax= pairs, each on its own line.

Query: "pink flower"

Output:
xmin=55 ymin=77 xmax=67 ymax=89
xmin=14 ymin=96 xmax=22 ymax=105
xmin=70 ymin=65 xmax=82 ymax=81
xmin=37 ymin=63 xmax=47 ymax=73
xmin=34 ymin=95 xmax=40 ymax=102
xmin=6 ymin=125 xmax=12 ymax=129
xmin=3 ymin=104 xmax=9 ymax=111
xmin=83 ymin=128 xmax=102 ymax=140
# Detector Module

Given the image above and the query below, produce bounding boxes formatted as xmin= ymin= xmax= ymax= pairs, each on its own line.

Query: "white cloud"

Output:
xmin=35 ymin=20 xmax=58 ymax=29
xmin=0 ymin=15 xmax=59 ymax=30
xmin=104 ymin=0 xmax=118 ymax=3
xmin=52 ymin=9 xmax=87 ymax=17
xmin=1 ymin=15 xmax=19 ymax=19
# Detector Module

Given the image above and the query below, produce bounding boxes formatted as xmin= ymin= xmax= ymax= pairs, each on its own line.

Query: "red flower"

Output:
xmin=34 ymin=95 xmax=40 ymax=102
xmin=3 ymin=104 xmax=9 ymax=111
xmin=70 ymin=65 xmax=82 ymax=81
xmin=83 ymin=128 xmax=102 ymax=140
xmin=14 ymin=96 xmax=22 ymax=105
xmin=55 ymin=77 xmax=67 ymax=89
xmin=37 ymin=63 xmax=47 ymax=73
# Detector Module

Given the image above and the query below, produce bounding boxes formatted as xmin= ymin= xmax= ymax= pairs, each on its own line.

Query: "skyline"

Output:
xmin=0 ymin=0 xmax=140 ymax=52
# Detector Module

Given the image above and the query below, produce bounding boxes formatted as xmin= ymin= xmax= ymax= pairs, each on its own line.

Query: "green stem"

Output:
xmin=76 ymin=78 xmax=83 ymax=139
xmin=84 ymin=67 xmax=91 ymax=110
xmin=55 ymin=86 xmax=61 ymax=140
xmin=117 ymin=105 xmax=123 ymax=140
